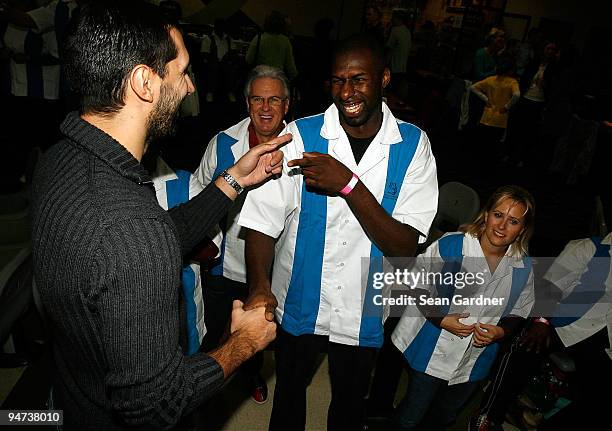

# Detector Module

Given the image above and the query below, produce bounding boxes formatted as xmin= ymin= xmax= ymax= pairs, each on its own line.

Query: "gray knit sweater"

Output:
xmin=31 ymin=112 xmax=231 ymax=430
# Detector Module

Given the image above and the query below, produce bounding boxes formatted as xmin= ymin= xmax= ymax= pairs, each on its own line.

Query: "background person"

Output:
xmin=469 ymin=56 xmax=520 ymax=165
xmin=246 ymin=10 xmax=297 ymax=83
xmin=473 ymin=30 xmax=505 ymax=81
xmin=200 ymin=18 xmax=237 ymax=103
xmin=386 ymin=9 xmax=411 ymax=89
xmin=196 ymin=65 xmax=291 ymax=404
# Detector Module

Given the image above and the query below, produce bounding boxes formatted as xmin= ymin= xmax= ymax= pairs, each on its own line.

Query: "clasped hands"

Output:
xmin=440 ymin=313 xmax=504 ymax=347
xmin=229 ymin=298 xmax=277 ymax=353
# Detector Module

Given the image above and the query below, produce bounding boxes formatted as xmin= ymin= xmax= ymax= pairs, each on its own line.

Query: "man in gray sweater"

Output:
xmin=30 ymin=1 xmax=289 ymax=429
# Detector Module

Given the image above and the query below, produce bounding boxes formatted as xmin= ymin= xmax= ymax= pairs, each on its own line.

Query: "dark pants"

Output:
xmin=393 ymin=369 xmax=480 ymax=431
xmin=474 ymin=124 xmax=506 ymax=173
xmin=366 ymin=317 xmax=404 ymax=416
xmin=269 ymin=327 xmax=377 ymax=431
xmin=201 ymin=274 xmax=263 ymax=377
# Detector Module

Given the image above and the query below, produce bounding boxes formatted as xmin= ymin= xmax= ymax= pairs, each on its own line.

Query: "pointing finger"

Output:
xmin=288 ymin=157 xmax=315 ymax=168
xmin=252 ymin=133 xmax=292 ymax=155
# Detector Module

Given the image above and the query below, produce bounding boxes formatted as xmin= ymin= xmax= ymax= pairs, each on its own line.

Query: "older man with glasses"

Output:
xmin=195 ymin=64 xmax=290 ymax=404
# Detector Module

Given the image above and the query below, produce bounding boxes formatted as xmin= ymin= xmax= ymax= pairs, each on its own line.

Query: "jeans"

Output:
xmin=393 ymin=369 xmax=479 ymax=431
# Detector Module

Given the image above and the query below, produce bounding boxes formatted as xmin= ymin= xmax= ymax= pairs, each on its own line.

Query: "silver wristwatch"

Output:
xmin=220 ymin=169 xmax=244 ymax=194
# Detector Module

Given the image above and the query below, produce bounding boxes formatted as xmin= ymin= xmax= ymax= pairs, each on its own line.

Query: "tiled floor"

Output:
xmin=194 ymin=351 xmax=524 ymax=431
xmin=1 ymin=349 xmax=528 ymax=431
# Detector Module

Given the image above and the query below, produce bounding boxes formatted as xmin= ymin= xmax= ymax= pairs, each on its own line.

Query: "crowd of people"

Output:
xmin=1 ymin=1 xmax=610 ymax=431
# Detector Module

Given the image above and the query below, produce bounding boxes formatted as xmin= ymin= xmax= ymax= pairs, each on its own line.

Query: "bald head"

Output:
xmin=333 ymin=34 xmax=385 ymax=77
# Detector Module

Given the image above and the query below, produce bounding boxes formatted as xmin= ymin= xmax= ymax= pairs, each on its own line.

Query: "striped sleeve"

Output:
xmin=393 ymin=131 xmax=438 ymax=241
xmin=509 ymin=269 xmax=535 ymax=318
xmin=194 ymin=135 xmax=218 ymax=188
xmin=238 ymin=123 xmax=300 ymax=238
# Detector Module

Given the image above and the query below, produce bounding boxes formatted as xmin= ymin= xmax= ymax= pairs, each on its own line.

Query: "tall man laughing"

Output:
xmin=239 ymin=35 xmax=439 ymax=430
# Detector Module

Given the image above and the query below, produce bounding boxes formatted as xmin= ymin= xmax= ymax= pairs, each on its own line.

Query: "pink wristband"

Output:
xmin=340 ymin=173 xmax=359 ymax=196
xmin=534 ymin=317 xmax=550 ymax=325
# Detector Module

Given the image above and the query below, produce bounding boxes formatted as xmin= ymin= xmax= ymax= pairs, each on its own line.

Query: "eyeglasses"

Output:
xmin=248 ymin=96 xmax=286 ymax=107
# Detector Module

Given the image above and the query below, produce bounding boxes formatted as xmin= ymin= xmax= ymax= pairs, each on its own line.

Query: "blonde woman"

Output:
xmin=391 ymin=185 xmax=536 ymax=430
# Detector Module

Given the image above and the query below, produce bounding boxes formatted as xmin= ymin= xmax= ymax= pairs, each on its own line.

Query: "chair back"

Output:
xmin=427 ymin=181 xmax=480 ymax=247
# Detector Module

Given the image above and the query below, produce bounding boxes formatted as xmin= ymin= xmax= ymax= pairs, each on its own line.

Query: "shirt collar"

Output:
xmin=223 ymin=117 xmax=251 ymax=141
xmin=60 ymin=111 xmax=152 ymax=185
xmin=320 ymin=102 xmax=402 ymax=145
xmin=150 ymin=158 xmax=177 ymax=191
xmin=602 ymin=233 xmax=612 ymax=245
xmin=463 ymin=232 xmax=526 ymax=269
xmin=242 ymin=118 xmax=287 ymax=147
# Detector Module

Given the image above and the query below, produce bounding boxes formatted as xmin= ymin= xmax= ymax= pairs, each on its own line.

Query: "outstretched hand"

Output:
xmin=287 ymin=152 xmax=353 ymax=194
xmin=229 ymin=133 xmax=292 ymax=188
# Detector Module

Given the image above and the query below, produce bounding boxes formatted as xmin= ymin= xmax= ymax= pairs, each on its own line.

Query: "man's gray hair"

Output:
xmin=244 ymin=65 xmax=291 ymax=99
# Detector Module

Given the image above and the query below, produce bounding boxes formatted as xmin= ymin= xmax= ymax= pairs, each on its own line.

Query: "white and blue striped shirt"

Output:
xmin=545 ymin=233 xmax=612 ymax=352
xmin=195 ymin=117 xmax=254 ymax=283
xmin=239 ymin=103 xmax=438 ymax=347
xmin=392 ymin=232 xmax=535 ymax=384
xmin=1 ymin=0 xmax=77 ymax=99
xmin=195 ymin=117 xmax=286 ymax=283
xmin=152 ymin=159 xmax=206 ymax=355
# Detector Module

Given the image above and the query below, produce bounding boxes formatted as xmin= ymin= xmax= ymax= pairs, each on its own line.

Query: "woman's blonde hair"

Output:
xmin=461 ymin=185 xmax=535 ymax=257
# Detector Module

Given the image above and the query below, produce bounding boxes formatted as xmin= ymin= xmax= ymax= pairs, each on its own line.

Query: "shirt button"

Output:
xmin=335 ymin=308 xmax=340 ymax=313
xmin=337 ymin=285 xmax=342 ymax=290
xmin=344 ymin=219 xmax=349 ymax=224
xmin=342 ymin=241 xmax=347 ymax=245
xmin=339 ymin=262 xmax=345 ymax=267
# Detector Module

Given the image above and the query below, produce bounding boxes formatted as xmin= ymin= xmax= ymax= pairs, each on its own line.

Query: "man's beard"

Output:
xmin=146 ymin=83 xmax=182 ymax=143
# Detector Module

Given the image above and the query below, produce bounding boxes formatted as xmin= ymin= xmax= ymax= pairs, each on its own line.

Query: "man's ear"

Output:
xmin=283 ymin=99 xmax=290 ymax=116
xmin=130 ymin=64 xmax=156 ymax=103
xmin=382 ymin=68 xmax=391 ymax=89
